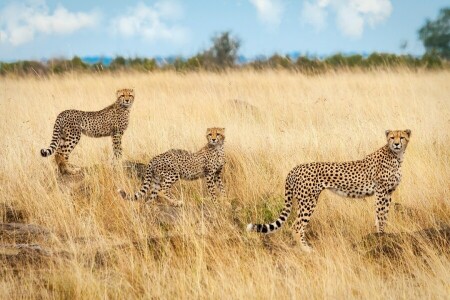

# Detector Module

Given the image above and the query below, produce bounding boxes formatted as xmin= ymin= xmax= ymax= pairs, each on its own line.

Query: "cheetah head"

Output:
xmin=116 ymin=88 xmax=134 ymax=108
xmin=386 ymin=129 xmax=411 ymax=153
xmin=206 ymin=127 xmax=225 ymax=146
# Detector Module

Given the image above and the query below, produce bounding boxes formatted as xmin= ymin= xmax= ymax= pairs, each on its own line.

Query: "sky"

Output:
xmin=0 ymin=0 xmax=448 ymax=61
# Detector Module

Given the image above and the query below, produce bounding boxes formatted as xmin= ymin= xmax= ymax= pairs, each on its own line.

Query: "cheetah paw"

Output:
xmin=172 ymin=201 xmax=184 ymax=207
xmin=301 ymin=244 xmax=313 ymax=253
xmin=67 ymin=168 xmax=81 ymax=175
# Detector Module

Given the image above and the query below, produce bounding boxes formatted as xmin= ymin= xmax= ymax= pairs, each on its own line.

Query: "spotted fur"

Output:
xmin=247 ymin=130 xmax=411 ymax=252
xmin=40 ymin=89 xmax=134 ymax=174
xmin=118 ymin=128 xmax=226 ymax=206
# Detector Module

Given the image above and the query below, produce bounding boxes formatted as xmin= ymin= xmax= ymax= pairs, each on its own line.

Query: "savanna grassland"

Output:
xmin=0 ymin=71 xmax=449 ymax=299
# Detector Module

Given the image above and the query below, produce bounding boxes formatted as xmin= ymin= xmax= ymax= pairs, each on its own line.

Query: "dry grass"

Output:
xmin=0 ymin=70 xmax=449 ymax=299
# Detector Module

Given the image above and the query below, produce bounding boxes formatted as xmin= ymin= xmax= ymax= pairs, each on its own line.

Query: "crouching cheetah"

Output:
xmin=247 ymin=130 xmax=411 ymax=252
xmin=40 ymin=89 xmax=134 ymax=174
xmin=118 ymin=127 xmax=226 ymax=206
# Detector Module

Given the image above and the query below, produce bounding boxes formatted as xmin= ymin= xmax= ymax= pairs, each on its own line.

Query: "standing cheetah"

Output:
xmin=40 ymin=89 xmax=134 ymax=174
xmin=118 ymin=127 xmax=226 ymax=206
xmin=247 ymin=130 xmax=411 ymax=252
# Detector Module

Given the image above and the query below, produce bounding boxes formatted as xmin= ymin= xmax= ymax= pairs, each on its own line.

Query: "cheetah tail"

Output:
xmin=247 ymin=186 xmax=293 ymax=234
xmin=118 ymin=168 xmax=154 ymax=202
xmin=40 ymin=117 xmax=62 ymax=157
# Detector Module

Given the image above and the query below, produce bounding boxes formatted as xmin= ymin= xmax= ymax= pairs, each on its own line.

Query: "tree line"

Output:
xmin=1 ymin=50 xmax=447 ymax=77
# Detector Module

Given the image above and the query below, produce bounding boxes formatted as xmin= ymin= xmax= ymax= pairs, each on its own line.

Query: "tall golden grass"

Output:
xmin=0 ymin=71 xmax=449 ymax=299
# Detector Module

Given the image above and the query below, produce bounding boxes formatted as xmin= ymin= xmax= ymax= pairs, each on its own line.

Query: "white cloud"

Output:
xmin=336 ymin=4 xmax=365 ymax=37
xmin=111 ymin=1 xmax=188 ymax=43
xmin=301 ymin=1 xmax=328 ymax=30
xmin=249 ymin=0 xmax=284 ymax=27
xmin=300 ymin=0 xmax=393 ymax=38
xmin=0 ymin=30 xmax=7 ymax=43
xmin=0 ymin=1 xmax=98 ymax=46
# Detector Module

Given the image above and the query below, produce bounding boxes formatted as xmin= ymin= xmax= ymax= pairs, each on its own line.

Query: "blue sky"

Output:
xmin=0 ymin=0 xmax=448 ymax=61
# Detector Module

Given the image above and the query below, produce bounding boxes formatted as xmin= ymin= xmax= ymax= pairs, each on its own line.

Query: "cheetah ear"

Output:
xmin=116 ymin=89 xmax=124 ymax=98
xmin=405 ymin=129 xmax=411 ymax=137
xmin=385 ymin=130 xmax=391 ymax=137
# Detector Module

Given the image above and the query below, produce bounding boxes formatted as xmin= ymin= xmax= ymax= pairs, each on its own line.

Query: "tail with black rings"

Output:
xmin=247 ymin=182 xmax=293 ymax=234
xmin=118 ymin=165 xmax=155 ymax=201
xmin=40 ymin=116 xmax=62 ymax=157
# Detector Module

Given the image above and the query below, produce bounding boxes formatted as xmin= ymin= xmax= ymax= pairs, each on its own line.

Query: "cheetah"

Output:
xmin=247 ymin=130 xmax=411 ymax=252
xmin=118 ymin=127 xmax=226 ymax=206
xmin=40 ymin=89 xmax=134 ymax=174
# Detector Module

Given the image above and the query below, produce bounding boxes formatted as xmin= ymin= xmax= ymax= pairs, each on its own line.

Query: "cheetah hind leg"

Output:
xmin=158 ymin=190 xmax=183 ymax=207
xmin=157 ymin=175 xmax=182 ymax=207
xmin=55 ymin=153 xmax=81 ymax=175
xmin=293 ymin=193 xmax=320 ymax=253
xmin=55 ymin=129 xmax=82 ymax=175
xmin=292 ymin=218 xmax=313 ymax=253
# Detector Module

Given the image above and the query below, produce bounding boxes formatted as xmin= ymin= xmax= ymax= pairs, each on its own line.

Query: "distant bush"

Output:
xmin=0 ymin=52 xmax=448 ymax=77
xmin=110 ymin=57 xmax=157 ymax=72
xmin=295 ymin=56 xmax=326 ymax=74
xmin=0 ymin=60 xmax=48 ymax=76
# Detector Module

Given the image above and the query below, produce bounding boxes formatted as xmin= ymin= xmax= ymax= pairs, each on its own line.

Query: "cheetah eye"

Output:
xmin=389 ymin=137 xmax=394 ymax=140
xmin=400 ymin=137 xmax=405 ymax=140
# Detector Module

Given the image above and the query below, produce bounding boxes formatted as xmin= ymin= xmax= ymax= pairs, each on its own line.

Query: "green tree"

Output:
xmin=267 ymin=54 xmax=292 ymax=69
xmin=418 ymin=8 xmax=450 ymax=59
xmin=202 ymin=31 xmax=240 ymax=70
xmin=110 ymin=56 xmax=126 ymax=70
xmin=71 ymin=56 xmax=88 ymax=70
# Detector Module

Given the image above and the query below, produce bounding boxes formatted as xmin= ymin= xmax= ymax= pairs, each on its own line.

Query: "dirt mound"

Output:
xmin=356 ymin=225 xmax=450 ymax=259
xmin=1 ymin=203 xmax=28 ymax=223
xmin=0 ymin=223 xmax=52 ymax=243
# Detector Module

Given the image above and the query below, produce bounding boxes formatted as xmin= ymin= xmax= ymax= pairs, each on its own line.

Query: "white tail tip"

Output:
xmin=246 ymin=224 xmax=254 ymax=232
xmin=117 ymin=189 xmax=126 ymax=199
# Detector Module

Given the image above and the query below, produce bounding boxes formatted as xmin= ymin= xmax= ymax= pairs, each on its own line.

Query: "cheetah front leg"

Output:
xmin=205 ymin=173 xmax=217 ymax=202
xmin=214 ymin=167 xmax=226 ymax=197
xmin=374 ymin=186 xmax=392 ymax=233
xmin=112 ymin=133 xmax=123 ymax=159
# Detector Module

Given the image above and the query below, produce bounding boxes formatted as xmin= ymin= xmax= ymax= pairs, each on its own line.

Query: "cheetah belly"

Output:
xmin=180 ymin=169 xmax=204 ymax=181
xmin=328 ymin=186 xmax=374 ymax=198
xmin=81 ymin=127 xmax=111 ymax=138
xmin=318 ymin=161 xmax=375 ymax=199
xmin=176 ymin=153 xmax=207 ymax=180
xmin=80 ymin=119 xmax=112 ymax=137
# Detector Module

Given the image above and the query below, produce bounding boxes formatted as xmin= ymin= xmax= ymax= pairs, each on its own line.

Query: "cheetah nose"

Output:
xmin=394 ymin=143 xmax=400 ymax=147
